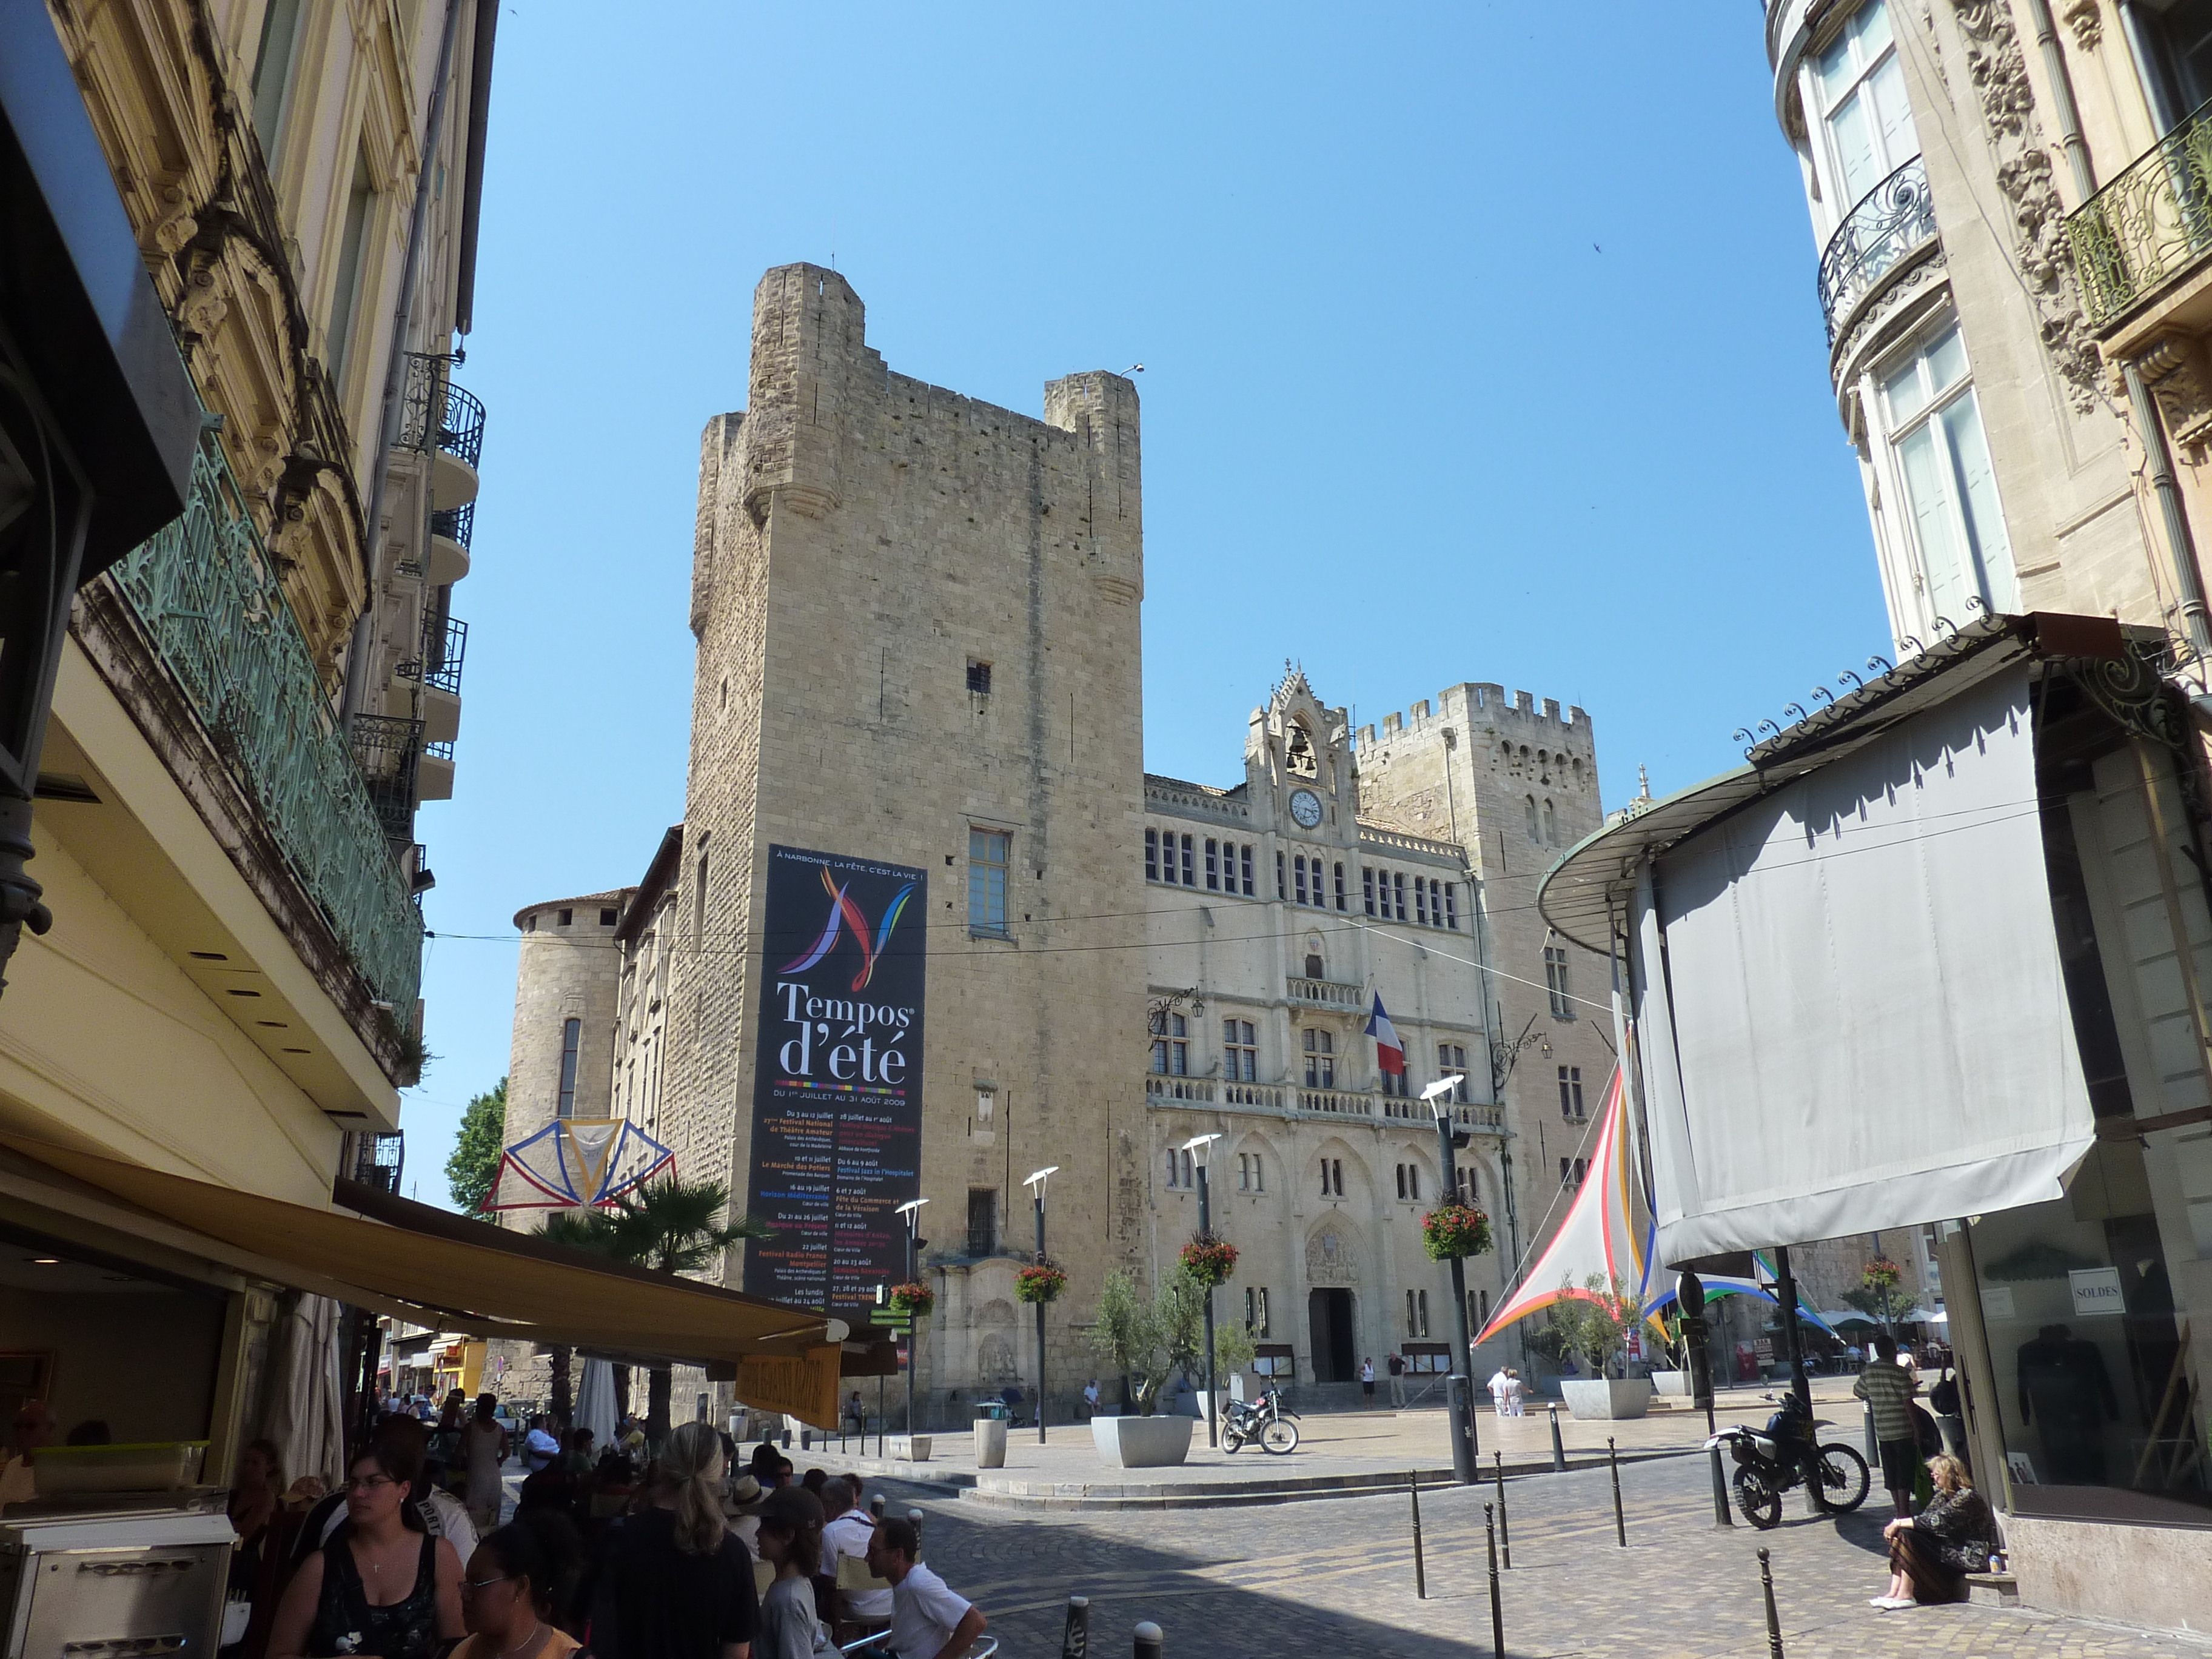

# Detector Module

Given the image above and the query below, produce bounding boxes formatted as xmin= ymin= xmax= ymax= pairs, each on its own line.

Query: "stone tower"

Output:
xmin=660 ymin=265 xmax=1148 ymax=1415
xmin=498 ymin=890 xmax=632 ymax=1221
xmin=1355 ymin=688 xmax=1614 ymax=1279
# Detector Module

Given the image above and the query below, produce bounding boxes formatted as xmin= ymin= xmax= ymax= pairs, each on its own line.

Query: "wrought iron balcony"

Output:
xmin=349 ymin=714 xmax=424 ymax=842
xmin=1817 ymin=155 xmax=1939 ymax=343
xmin=112 ymin=438 xmax=424 ymax=1010
xmin=399 ymin=352 xmax=486 ymax=468
xmin=429 ymin=501 xmax=474 ymax=551
xmin=2067 ymin=101 xmax=2212 ymax=327
xmin=398 ymin=614 xmax=467 ymax=697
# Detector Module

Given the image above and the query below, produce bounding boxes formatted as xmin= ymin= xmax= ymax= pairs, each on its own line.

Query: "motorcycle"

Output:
xmin=1220 ymin=1386 xmax=1301 ymax=1454
xmin=1703 ymin=1390 xmax=1869 ymax=1528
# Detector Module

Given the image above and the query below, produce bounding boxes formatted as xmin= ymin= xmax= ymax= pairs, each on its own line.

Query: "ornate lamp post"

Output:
xmin=893 ymin=1197 xmax=928 ymax=1433
xmin=1181 ymin=1133 xmax=1224 ymax=1447
xmin=1421 ymin=1073 xmax=1479 ymax=1484
xmin=1023 ymin=1166 xmax=1059 ymax=1444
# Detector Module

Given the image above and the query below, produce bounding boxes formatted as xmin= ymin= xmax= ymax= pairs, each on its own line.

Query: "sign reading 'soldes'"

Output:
xmin=743 ymin=845 xmax=925 ymax=1317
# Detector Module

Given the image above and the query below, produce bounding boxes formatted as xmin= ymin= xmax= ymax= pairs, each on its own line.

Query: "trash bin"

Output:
xmin=974 ymin=1418 xmax=1007 ymax=1468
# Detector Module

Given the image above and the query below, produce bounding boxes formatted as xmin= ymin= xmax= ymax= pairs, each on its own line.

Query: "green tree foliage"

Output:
xmin=444 ymin=1079 xmax=507 ymax=1212
xmin=1087 ymin=1266 xmax=1214 ymax=1414
xmin=542 ymin=1179 xmax=771 ymax=1442
xmin=1550 ymin=1272 xmax=1642 ymax=1378
xmin=1212 ymin=1315 xmax=1259 ymax=1377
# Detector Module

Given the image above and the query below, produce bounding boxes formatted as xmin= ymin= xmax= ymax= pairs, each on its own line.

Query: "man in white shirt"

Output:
xmin=819 ymin=1479 xmax=890 ymax=1627
xmin=866 ymin=1516 xmax=987 ymax=1659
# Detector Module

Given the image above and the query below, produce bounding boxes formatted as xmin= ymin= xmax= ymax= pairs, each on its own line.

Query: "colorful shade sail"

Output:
xmin=487 ymin=1118 xmax=675 ymax=1211
xmin=1473 ymin=1066 xmax=1653 ymax=1344
xmin=1643 ymin=1275 xmax=1841 ymax=1339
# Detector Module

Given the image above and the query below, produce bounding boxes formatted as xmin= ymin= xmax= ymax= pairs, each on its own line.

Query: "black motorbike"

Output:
xmin=1703 ymin=1391 xmax=1869 ymax=1527
xmin=1221 ymin=1386 xmax=1301 ymax=1454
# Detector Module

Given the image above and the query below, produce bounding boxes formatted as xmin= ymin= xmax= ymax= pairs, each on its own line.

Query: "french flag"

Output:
xmin=1366 ymin=994 xmax=1405 ymax=1076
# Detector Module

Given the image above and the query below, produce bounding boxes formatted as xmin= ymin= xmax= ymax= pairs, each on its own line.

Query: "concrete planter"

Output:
xmin=1650 ymin=1370 xmax=1689 ymax=1396
xmin=888 ymin=1435 xmax=931 ymax=1461
xmin=1090 ymin=1413 xmax=1195 ymax=1468
xmin=973 ymin=1420 xmax=1006 ymax=1468
xmin=1560 ymin=1379 xmax=1654 ymax=1420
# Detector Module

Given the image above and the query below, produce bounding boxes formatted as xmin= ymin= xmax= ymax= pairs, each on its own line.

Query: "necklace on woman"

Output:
xmin=498 ymin=1621 xmax=541 ymax=1659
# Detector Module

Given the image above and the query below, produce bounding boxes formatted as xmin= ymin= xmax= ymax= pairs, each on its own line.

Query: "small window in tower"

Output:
xmin=558 ymin=908 xmax=573 ymax=927
xmin=600 ymin=908 xmax=617 ymax=926
xmin=967 ymin=660 xmax=992 ymax=695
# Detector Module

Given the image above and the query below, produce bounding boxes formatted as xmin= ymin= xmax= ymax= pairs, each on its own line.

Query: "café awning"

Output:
xmin=0 ymin=1133 xmax=847 ymax=1424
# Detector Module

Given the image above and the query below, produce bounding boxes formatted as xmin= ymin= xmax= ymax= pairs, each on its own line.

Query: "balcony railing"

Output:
xmin=112 ymin=438 xmax=424 ymax=1011
xmin=1287 ymin=976 xmax=1364 ymax=1008
xmin=400 ymin=352 xmax=486 ymax=468
xmin=1817 ymin=155 xmax=1938 ymax=342
xmin=349 ymin=715 xmax=423 ymax=842
xmin=2067 ymin=101 xmax=2212 ymax=326
xmin=398 ymin=614 xmax=466 ymax=697
xmin=1299 ymin=1089 xmax=1370 ymax=1116
xmin=429 ymin=501 xmax=474 ymax=552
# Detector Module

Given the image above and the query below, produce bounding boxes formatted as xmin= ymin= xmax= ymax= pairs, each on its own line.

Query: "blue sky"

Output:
xmin=400 ymin=2 xmax=1886 ymax=1202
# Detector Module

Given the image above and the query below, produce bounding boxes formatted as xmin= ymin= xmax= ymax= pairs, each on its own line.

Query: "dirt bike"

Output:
xmin=1704 ymin=1390 xmax=1869 ymax=1527
xmin=1221 ymin=1386 xmax=1301 ymax=1454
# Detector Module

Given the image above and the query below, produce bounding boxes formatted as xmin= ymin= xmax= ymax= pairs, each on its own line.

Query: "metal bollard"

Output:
xmin=1758 ymin=1547 xmax=1785 ymax=1659
xmin=1484 ymin=1503 xmax=1504 ymax=1659
xmin=1061 ymin=1594 xmax=1090 ymax=1659
xmin=1709 ymin=1442 xmax=1734 ymax=1527
xmin=870 ymin=1493 xmax=886 ymax=1521
xmin=1408 ymin=1473 xmax=1426 ymax=1599
xmin=1492 ymin=1451 xmax=1510 ymax=1569
xmin=1133 ymin=1620 xmax=1164 ymax=1659
xmin=1548 ymin=1404 xmax=1566 ymax=1472
xmin=1609 ymin=1436 xmax=1626 ymax=1547
xmin=907 ymin=1506 xmax=924 ymax=1552
xmin=1863 ymin=1398 xmax=1877 ymax=1464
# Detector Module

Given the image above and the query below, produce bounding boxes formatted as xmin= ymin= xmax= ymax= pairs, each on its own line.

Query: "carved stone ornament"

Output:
xmin=1951 ymin=0 xmax=2105 ymax=414
xmin=2062 ymin=0 xmax=2102 ymax=50
xmin=2136 ymin=334 xmax=2212 ymax=451
xmin=1305 ymin=1223 xmax=1359 ymax=1285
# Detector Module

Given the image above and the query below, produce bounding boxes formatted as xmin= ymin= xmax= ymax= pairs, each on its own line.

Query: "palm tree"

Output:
xmin=543 ymin=1181 xmax=769 ymax=1444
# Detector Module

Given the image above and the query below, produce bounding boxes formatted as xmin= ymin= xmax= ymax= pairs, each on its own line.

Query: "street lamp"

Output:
xmin=1421 ymin=1073 xmax=1479 ymax=1484
xmin=893 ymin=1198 xmax=929 ymax=1436
xmin=1023 ymin=1167 xmax=1059 ymax=1444
xmin=1181 ymin=1133 xmax=1224 ymax=1447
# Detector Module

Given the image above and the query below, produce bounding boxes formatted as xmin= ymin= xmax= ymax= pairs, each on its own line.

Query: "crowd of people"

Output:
xmin=215 ymin=1392 xmax=989 ymax=1659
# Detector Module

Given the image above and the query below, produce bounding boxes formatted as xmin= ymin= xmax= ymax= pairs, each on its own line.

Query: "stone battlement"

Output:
xmin=1356 ymin=682 xmax=1590 ymax=753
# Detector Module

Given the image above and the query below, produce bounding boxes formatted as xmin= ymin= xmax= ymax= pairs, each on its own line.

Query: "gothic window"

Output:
xmin=1543 ymin=799 xmax=1557 ymax=845
xmin=1276 ymin=851 xmax=1287 ymax=900
xmin=1241 ymin=844 xmax=1255 ymax=897
xmin=1363 ymin=866 xmax=1376 ymax=916
xmin=1444 ymin=883 xmax=1459 ymax=930
xmin=1285 ymin=722 xmax=1318 ymax=778
xmin=1392 ymin=871 xmax=1407 ymax=922
xmin=1414 ymin=878 xmax=1429 ymax=927
xmin=1179 ymin=832 xmax=1196 ymax=886
xmin=1304 ymin=950 xmax=1324 ymax=980
xmin=1381 ymin=1068 xmax=1409 ymax=1098
xmin=1558 ymin=1064 xmax=1585 ymax=1119
xmin=1318 ymin=1156 xmax=1344 ymax=1196
xmin=1525 ymin=795 xmax=1540 ymax=841
xmin=1303 ymin=1028 xmax=1335 ymax=1089
xmin=1334 ymin=862 xmax=1346 ymax=911
xmin=1145 ymin=828 xmax=1159 ymax=882
xmin=557 ymin=1018 xmax=580 ymax=1118
xmin=1546 ymin=946 xmax=1573 ymax=1018
xmin=1438 ymin=1045 xmax=1469 ymax=1099
xmin=967 ymin=659 xmax=992 ymax=694
xmin=1224 ymin=1019 xmax=1257 ymax=1081
xmin=1560 ymin=1156 xmax=1588 ymax=1190
xmin=1150 ymin=1010 xmax=1188 ymax=1075
xmin=1295 ymin=855 xmax=1310 ymax=907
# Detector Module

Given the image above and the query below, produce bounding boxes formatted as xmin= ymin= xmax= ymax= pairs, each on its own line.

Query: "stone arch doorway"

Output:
xmin=1309 ymin=1287 xmax=1356 ymax=1382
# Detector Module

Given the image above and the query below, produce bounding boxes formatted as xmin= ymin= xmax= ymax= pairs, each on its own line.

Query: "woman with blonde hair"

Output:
xmin=589 ymin=1422 xmax=757 ymax=1659
xmin=1874 ymin=1453 xmax=1996 ymax=1608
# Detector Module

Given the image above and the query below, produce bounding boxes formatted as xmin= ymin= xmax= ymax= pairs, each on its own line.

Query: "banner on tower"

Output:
xmin=742 ymin=844 xmax=927 ymax=1318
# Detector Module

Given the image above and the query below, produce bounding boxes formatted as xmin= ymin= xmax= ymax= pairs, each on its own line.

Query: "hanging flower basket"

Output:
xmin=1179 ymin=1235 xmax=1238 ymax=1288
xmin=1421 ymin=1202 xmax=1493 ymax=1262
xmin=1862 ymin=1258 xmax=1903 ymax=1292
xmin=1014 ymin=1262 xmax=1068 ymax=1304
xmin=886 ymin=1280 xmax=934 ymax=1318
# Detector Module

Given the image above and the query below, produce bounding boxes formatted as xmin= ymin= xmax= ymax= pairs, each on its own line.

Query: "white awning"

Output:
xmin=1628 ymin=657 xmax=2096 ymax=1260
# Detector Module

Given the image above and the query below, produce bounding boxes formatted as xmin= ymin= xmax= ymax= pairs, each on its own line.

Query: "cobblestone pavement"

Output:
xmin=851 ymin=1452 xmax=2204 ymax=1658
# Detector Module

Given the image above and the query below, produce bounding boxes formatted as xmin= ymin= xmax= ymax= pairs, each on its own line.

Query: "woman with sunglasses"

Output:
xmin=452 ymin=1512 xmax=579 ymax=1659
xmin=268 ymin=1440 xmax=464 ymax=1659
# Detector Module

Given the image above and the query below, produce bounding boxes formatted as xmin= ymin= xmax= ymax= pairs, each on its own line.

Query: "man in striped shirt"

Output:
xmin=1854 ymin=1332 xmax=1922 ymax=1517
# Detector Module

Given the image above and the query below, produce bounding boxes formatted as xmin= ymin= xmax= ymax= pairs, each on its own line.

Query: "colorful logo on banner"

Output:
xmin=486 ymin=1118 xmax=676 ymax=1211
xmin=777 ymin=866 xmax=916 ymax=992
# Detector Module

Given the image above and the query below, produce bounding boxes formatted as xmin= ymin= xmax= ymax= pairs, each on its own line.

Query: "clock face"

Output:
xmin=1289 ymin=788 xmax=1324 ymax=828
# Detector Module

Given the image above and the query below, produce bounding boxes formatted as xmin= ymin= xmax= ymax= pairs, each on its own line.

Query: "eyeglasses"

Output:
xmin=463 ymin=1574 xmax=514 ymax=1592
xmin=343 ymin=1476 xmax=397 ymax=1493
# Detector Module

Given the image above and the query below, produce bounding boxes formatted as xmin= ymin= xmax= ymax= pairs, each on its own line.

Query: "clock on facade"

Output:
xmin=1289 ymin=788 xmax=1324 ymax=828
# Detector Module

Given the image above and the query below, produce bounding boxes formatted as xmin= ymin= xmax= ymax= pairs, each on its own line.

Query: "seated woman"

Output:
xmin=1874 ymin=1455 xmax=1995 ymax=1608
